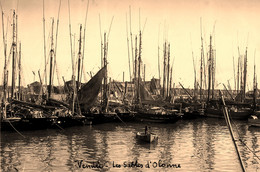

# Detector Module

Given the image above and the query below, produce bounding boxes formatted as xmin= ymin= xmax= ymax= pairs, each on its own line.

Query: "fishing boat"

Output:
xmin=248 ymin=111 xmax=260 ymax=127
xmin=135 ymin=106 xmax=180 ymax=123
xmin=1 ymin=102 xmax=58 ymax=131
xmin=205 ymin=99 xmax=252 ymax=120
xmin=136 ymin=127 xmax=158 ymax=143
xmin=136 ymin=132 xmax=158 ymax=143
xmin=78 ymin=66 xmax=117 ymax=124
xmin=0 ymin=10 xmax=60 ymax=131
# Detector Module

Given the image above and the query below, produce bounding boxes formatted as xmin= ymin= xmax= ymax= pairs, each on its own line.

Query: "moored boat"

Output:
xmin=136 ymin=132 xmax=158 ymax=143
xmin=248 ymin=111 xmax=260 ymax=127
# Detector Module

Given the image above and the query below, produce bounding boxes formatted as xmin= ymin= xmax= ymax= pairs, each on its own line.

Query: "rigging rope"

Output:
xmin=229 ymin=115 xmax=260 ymax=161
xmin=7 ymin=119 xmax=26 ymax=138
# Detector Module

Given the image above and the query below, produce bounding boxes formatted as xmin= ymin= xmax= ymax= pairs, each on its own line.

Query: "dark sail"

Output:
xmin=138 ymin=81 xmax=167 ymax=106
xmin=140 ymin=82 xmax=154 ymax=101
xmin=78 ymin=67 xmax=106 ymax=110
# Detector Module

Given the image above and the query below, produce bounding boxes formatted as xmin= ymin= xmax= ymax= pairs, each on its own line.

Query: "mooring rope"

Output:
xmin=7 ymin=119 xmax=26 ymax=138
xmin=230 ymin=117 xmax=260 ymax=161
xmin=115 ymin=113 xmax=127 ymax=126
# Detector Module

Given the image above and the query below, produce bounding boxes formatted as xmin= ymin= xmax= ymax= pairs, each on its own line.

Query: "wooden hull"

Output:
xmin=135 ymin=107 xmax=180 ymax=123
xmin=83 ymin=112 xmax=117 ymax=124
xmin=1 ymin=117 xmax=57 ymax=131
xmin=206 ymin=108 xmax=251 ymax=120
xmin=114 ymin=112 xmax=137 ymax=122
xmin=136 ymin=132 xmax=158 ymax=143
xmin=248 ymin=115 xmax=260 ymax=127
xmin=135 ymin=112 xmax=179 ymax=123
xmin=183 ymin=109 xmax=206 ymax=119
xmin=56 ymin=116 xmax=90 ymax=128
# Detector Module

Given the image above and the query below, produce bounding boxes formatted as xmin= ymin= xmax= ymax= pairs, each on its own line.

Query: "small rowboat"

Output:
xmin=136 ymin=132 xmax=158 ymax=143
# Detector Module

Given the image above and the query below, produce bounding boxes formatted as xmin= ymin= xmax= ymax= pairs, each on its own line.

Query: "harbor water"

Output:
xmin=1 ymin=118 xmax=260 ymax=172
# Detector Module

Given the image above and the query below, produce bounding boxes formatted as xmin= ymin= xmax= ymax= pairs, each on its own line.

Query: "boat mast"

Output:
xmin=207 ymin=35 xmax=212 ymax=103
xmin=200 ymin=19 xmax=204 ymax=101
xmin=134 ymin=36 xmax=138 ymax=102
xmin=18 ymin=42 xmax=21 ymax=100
xmin=253 ymin=50 xmax=257 ymax=110
xmin=143 ymin=64 xmax=146 ymax=83
xmin=243 ymin=47 xmax=247 ymax=102
xmin=137 ymin=31 xmax=142 ymax=105
xmin=48 ymin=19 xmax=55 ymax=99
xmin=169 ymin=66 xmax=173 ymax=100
xmin=77 ymin=25 xmax=82 ymax=92
xmin=80 ymin=0 xmax=89 ymax=84
xmin=102 ymin=32 xmax=108 ymax=112
xmin=68 ymin=0 xmax=76 ymax=114
xmin=158 ymin=25 xmax=161 ymax=89
xmin=11 ymin=10 xmax=17 ymax=100
xmin=129 ymin=6 xmax=135 ymax=80
xmin=233 ymin=56 xmax=236 ymax=94
xmin=43 ymin=0 xmax=47 ymax=89
xmin=237 ymin=48 xmax=240 ymax=98
xmin=166 ymin=43 xmax=170 ymax=98
xmin=126 ymin=13 xmax=132 ymax=82
xmin=134 ymin=36 xmax=138 ymax=81
xmin=1 ymin=10 xmax=7 ymax=118
xmin=240 ymin=51 xmax=243 ymax=102
xmin=99 ymin=14 xmax=103 ymax=104
xmin=192 ymin=47 xmax=197 ymax=99
xmin=52 ymin=0 xmax=61 ymax=90
xmin=162 ymin=41 xmax=166 ymax=99
xmin=210 ymin=35 xmax=215 ymax=99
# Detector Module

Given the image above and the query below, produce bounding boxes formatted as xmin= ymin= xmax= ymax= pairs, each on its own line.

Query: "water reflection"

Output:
xmin=1 ymin=118 xmax=260 ymax=171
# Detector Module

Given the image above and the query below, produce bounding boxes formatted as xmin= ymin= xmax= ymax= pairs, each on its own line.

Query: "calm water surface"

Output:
xmin=1 ymin=118 xmax=260 ymax=172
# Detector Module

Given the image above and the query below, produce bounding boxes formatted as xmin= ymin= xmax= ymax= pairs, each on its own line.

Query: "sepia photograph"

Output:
xmin=0 ymin=0 xmax=260 ymax=171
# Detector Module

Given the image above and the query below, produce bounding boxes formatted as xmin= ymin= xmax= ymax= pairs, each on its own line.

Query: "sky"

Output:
xmin=1 ymin=0 xmax=260 ymax=91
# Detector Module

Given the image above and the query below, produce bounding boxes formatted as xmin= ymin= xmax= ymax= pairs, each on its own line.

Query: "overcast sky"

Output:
xmin=1 ymin=0 xmax=260 ymax=91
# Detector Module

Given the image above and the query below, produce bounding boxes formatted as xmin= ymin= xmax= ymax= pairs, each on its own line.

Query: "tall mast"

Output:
xmin=211 ymin=37 xmax=215 ymax=99
xmin=192 ymin=48 xmax=197 ymax=99
xmin=2 ymin=11 xmax=7 ymax=119
xmin=129 ymin=6 xmax=135 ymax=78
xmin=126 ymin=14 xmax=132 ymax=81
xmin=200 ymin=18 xmax=205 ymax=100
xmin=134 ymin=36 xmax=138 ymax=102
xmin=18 ymin=42 xmax=21 ymax=100
xmin=166 ymin=43 xmax=170 ymax=98
xmin=68 ymin=0 xmax=76 ymax=114
xmin=80 ymin=0 xmax=89 ymax=84
xmin=43 ymin=0 xmax=47 ymax=88
xmin=77 ymin=25 xmax=82 ymax=92
xmin=137 ymin=31 xmax=142 ymax=105
xmin=240 ymin=53 xmax=243 ymax=102
xmin=2 ymin=11 xmax=7 ymax=104
xmin=237 ymin=49 xmax=240 ymax=97
xmin=158 ymin=25 xmax=161 ymax=88
xmin=243 ymin=47 xmax=247 ymax=102
xmin=52 ymin=0 xmax=61 ymax=89
xmin=103 ymin=32 xmax=108 ymax=112
xmin=207 ymin=35 xmax=212 ymax=103
xmin=253 ymin=50 xmax=257 ymax=110
xmin=162 ymin=41 xmax=166 ymax=98
xmin=169 ymin=66 xmax=173 ymax=100
xmin=48 ymin=18 xmax=55 ymax=99
xmin=143 ymin=64 xmax=146 ymax=82
xmin=11 ymin=10 xmax=17 ymax=100
xmin=134 ymin=36 xmax=138 ymax=81
xmin=233 ymin=56 xmax=236 ymax=92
